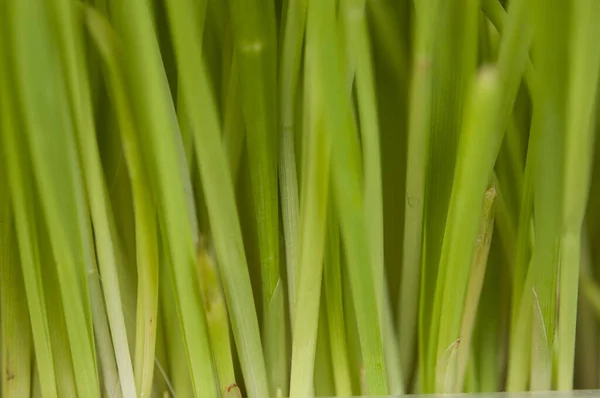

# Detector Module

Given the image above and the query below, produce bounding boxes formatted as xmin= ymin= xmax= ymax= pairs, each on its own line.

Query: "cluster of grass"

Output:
xmin=1 ymin=0 xmax=600 ymax=396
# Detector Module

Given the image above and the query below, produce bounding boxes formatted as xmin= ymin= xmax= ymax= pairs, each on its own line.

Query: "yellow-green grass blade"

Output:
xmin=163 ymin=0 xmax=271 ymax=396
xmin=7 ymin=0 xmax=100 ymax=395
xmin=197 ymin=244 xmax=238 ymax=396
xmin=324 ymin=203 xmax=353 ymax=396
xmin=0 ymin=29 xmax=58 ymax=398
xmin=557 ymin=0 xmax=600 ymax=389
xmin=82 ymin=7 xmax=161 ymax=395
xmin=223 ymin=56 xmax=247 ymax=184
xmin=342 ymin=0 xmax=403 ymax=393
xmin=226 ymin=0 xmax=285 ymax=392
xmin=455 ymin=187 xmax=497 ymax=391
xmin=312 ymin=0 xmax=388 ymax=393
xmin=279 ymin=0 xmax=307 ymax=324
xmin=109 ymin=0 xmax=219 ymax=394
xmin=315 ymin=299 xmax=336 ymax=397
xmin=0 ymin=178 xmax=32 ymax=398
xmin=528 ymin=0 xmax=570 ymax=390
xmin=289 ymin=31 xmax=331 ymax=395
xmin=434 ymin=69 xmax=503 ymax=392
xmin=47 ymin=1 xmax=137 ymax=395
xmin=423 ymin=0 xmax=478 ymax=391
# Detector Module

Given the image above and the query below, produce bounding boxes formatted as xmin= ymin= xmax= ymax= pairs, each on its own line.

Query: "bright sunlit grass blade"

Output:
xmin=557 ymin=0 xmax=600 ymax=389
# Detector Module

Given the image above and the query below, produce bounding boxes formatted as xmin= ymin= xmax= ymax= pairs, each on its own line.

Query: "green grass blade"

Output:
xmin=557 ymin=0 xmax=600 ymax=389
xmin=225 ymin=0 xmax=285 ymax=392
xmin=163 ymin=0 xmax=271 ymax=396
xmin=0 ymin=31 xmax=58 ymax=398
xmin=434 ymin=69 xmax=503 ymax=392
xmin=7 ymin=0 xmax=100 ymax=395
xmin=455 ymin=187 xmax=497 ymax=391
xmin=313 ymin=0 xmax=388 ymax=392
xmin=0 ymin=178 xmax=32 ymax=398
xmin=324 ymin=203 xmax=353 ymax=396
xmin=279 ymin=0 xmax=307 ymax=324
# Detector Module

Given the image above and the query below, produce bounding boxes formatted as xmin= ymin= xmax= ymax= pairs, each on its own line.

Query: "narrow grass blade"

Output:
xmin=279 ymin=0 xmax=307 ymax=323
xmin=455 ymin=187 xmax=497 ymax=391
xmin=324 ymin=203 xmax=353 ymax=396
xmin=528 ymin=0 xmax=570 ymax=390
xmin=197 ymin=243 xmax=238 ymax=396
xmin=557 ymin=0 xmax=600 ymax=389
xmin=0 ymin=28 xmax=58 ymax=397
xmin=225 ymin=0 xmax=285 ymax=392
xmin=0 ymin=180 xmax=32 ymax=398
xmin=434 ymin=69 xmax=503 ymax=392
xmin=342 ymin=0 xmax=403 ymax=392
xmin=82 ymin=8 xmax=160 ymax=395
xmin=48 ymin=2 xmax=137 ymax=395
xmin=312 ymin=0 xmax=388 ymax=392
xmin=163 ymin=0 xmax=270 ymax=396
xmin=7 ymin=0 xmax=100 ymax=394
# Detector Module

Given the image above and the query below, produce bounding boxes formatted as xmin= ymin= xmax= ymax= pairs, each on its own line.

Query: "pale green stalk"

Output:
xmin=223 ymin=57 xmax=246 ymax=183
xmin=434 ymin=69 xmax=503 ymax=392
xmin=197 ymin=245 xmax=238 ymax=396
xmin=0 ymin=182 xmax=32 ymax=398
xmin=0 ymin=29 xmax=58 ymax=398
xmin=557 ymin=0 xmax=600 ymax=389
xmin=164 ymin=0 xmax=271 ymax=396
xmin=279 ymin=0 xmax=307 ymax=323
xmin=82 ymin=8 xmax=160 ymax=396
xmin=8 ymin=0 xmax=99 ymax=395
xmin=342 ymin=0 xmax=403 ymax=393
xmin=324 ymin=204 xmax=353 ymax=396
xmin=314 ymin=301 xmax=336 ymax=397
xmin=455 ymin=187 xmax=497 ymax=391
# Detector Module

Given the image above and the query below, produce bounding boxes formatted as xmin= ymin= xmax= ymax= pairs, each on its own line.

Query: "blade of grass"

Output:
xmin=225 ymin=0 xmax=285 ymax=392
xmin=528 ymin=0 xmax=570 ymax=390
xmin=557 ymin=0 xmax=600 ymax=389
xmin=49 ymin=2 xmax=138 ymax=395
xmin=197 ymin=243 xmax=238 ymax=396
xmin=82 ymin=8 xmax=161 ymax=395
xmin=0 ymin=178 xmax=32 ymax=398
xmin=342 ymin=1 xmax=403 ymax=392
xmin=314 ymin=0 xmax=388 ymax=392
xmin=163 ymin=0 xmax=271 ymax=396
xmin=0 ymin=26 xmax=58 ymax=397
xmin=7 ymin=0 xmax=100 ymax=394
xmin=289 ymin=45 xmax=331 ymax=397
xmin=279 ymin=0 xmax=307 ymax=324
xmin=434 ymin=68 xmax=503 ymax=392
xmin=455 ymin=187 xmax=497 ymax=391
xmin=324 ymin=203 xmax=353 ymax=396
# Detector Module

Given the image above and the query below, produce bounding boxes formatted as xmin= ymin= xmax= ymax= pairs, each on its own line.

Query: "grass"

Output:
xmin=2 ymin=0 xmax=600 ymax=397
